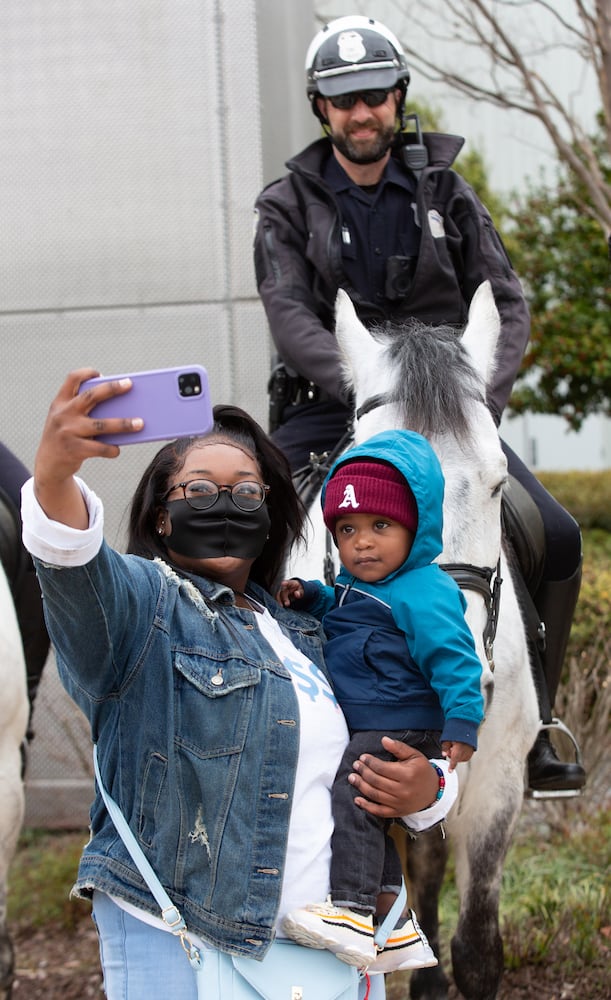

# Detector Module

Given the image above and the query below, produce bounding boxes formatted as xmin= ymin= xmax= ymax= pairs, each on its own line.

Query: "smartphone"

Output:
xmin=78 ymin=365 xmax=213 ymax=445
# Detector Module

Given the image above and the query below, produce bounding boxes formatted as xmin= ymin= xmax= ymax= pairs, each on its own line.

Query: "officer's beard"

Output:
xmin=331 ymin=121 xmax=396 ymax=165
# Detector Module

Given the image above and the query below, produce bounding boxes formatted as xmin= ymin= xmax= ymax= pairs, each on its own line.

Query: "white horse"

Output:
xmin=288 ymin=282 xmax=540 ymax=1000
xmin=0 ymin=560 xmax=28 ymax=1000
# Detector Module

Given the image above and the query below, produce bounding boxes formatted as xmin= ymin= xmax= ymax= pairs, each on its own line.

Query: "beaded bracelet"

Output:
xmin=430 ymin=761 xmax=446 ymax=802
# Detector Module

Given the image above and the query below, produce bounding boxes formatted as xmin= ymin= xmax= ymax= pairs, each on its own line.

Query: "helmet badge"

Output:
xmin=337 ymin=31 xmax=366 ymax=64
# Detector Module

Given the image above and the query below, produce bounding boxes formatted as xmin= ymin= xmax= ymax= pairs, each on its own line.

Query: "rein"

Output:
xmin=355 ymin=391 xmax=504 ymax=668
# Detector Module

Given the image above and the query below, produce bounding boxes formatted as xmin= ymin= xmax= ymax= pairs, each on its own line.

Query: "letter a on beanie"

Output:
xmin=338 ymin=484 xmax=360 ymax=510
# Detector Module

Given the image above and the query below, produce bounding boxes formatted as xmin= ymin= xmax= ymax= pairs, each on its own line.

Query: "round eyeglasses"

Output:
xmin=162 ymin=479 xmax=270 ymax=512
xmin=328 ymin=89 xmax=392 ymax=110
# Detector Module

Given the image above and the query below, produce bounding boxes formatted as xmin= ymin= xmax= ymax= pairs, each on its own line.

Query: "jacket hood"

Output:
xmin=321 ymin=429 xmax=445 ymax=575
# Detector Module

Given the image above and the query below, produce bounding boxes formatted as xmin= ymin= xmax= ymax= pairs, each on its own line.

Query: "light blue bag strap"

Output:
xmin=373 ymin=878 xmax=408 ymax=948
xmin=92 ymin=745 xmax=204 ymax=976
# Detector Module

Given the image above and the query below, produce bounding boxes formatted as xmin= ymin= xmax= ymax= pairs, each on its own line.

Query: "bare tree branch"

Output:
xmin=360 ymin=0 xmax=611 ymax=234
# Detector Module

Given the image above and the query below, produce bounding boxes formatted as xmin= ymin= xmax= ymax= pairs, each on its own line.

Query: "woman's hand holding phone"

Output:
xmin=33 ymin=368 xmax=137 ymax=528
xmin=33 ymin=366 xmax=213 ymax=528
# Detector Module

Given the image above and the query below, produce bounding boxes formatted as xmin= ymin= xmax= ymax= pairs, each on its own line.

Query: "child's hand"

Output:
xmin=441 ymin=741 xmax=474 ymax=772
xmin=276 ymin=578 xmax=304 ymax=607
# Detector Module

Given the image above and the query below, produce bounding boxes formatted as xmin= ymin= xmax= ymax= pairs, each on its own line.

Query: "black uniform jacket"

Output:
xmin=254 ymin=132 xmax=530 ymax=425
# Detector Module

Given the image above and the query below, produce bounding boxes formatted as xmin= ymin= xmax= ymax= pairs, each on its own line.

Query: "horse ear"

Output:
xmin=461 ymin=281 xmax=501 ymax=385
xmin=334 ymin=289 xmax=373 ymax=365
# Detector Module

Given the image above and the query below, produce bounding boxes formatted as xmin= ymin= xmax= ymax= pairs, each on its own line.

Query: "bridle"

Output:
xmin=355 ymin=394 xmax=393 ymax=420
xmin=352 ymin=391 xmax=504 ymax=668
xmin=439 ymin=561 xmax=502 ymax=670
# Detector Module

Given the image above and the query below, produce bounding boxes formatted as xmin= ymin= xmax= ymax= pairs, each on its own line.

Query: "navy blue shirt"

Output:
xmin=323 ymin=154 xmax=420 ymax=304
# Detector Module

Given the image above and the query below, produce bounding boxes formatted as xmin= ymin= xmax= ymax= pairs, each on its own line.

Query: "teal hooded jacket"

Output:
xmin=299 ymin=429 xmax=484 ymax=747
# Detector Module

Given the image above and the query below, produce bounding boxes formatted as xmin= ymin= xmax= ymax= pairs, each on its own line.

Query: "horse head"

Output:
xmin=333 ymin=282 xmax=508 ymax=703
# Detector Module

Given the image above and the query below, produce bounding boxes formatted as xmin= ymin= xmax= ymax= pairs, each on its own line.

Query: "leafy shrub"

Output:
xmin=500 ymin=810 xmax=610 ymax=971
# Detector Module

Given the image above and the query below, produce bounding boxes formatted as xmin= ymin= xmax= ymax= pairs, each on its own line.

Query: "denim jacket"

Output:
xmin=33 ymin=540 xmax=327 ymax=958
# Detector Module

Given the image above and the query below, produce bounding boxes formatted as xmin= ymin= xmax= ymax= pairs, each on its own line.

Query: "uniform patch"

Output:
xmin=428 ymin=209 xmax=445 ymax=239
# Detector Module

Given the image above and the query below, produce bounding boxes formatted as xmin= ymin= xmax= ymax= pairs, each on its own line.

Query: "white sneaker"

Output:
xmin=282 ymin=899 xmax=376 ymax=968
xmin=368 ymin=909 xmax=438 ymax=975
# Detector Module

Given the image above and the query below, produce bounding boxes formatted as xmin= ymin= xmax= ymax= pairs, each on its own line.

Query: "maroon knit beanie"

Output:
xmin=323 ymin=461 xmax=418 ymax=536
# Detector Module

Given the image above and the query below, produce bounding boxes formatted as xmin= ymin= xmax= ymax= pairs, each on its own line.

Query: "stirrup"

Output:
xmin=526 ymin=718 xmax=584 ymax=800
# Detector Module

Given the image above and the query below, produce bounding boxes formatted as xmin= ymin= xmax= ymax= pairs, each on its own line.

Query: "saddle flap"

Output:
xmin=502 ymin=476 xmax=546 ymax=595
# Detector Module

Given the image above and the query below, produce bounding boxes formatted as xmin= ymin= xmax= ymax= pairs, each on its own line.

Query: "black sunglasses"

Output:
xmin=327 ymin=89 xmax=393 ymax=110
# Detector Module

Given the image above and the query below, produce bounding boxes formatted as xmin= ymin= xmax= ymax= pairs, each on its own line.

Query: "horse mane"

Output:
xmin=371 ymin=318 xmax=486 ymax=440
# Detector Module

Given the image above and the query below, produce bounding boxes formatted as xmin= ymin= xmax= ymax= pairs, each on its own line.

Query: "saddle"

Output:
xmin=501 ymin=476 xmax=546 ymax=598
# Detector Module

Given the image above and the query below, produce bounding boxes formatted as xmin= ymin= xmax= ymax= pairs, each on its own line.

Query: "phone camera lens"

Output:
xmin=179 ymin=372 xmax=202 ymax=398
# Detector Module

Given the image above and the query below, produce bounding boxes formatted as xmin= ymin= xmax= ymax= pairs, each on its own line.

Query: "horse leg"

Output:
xmin=450 ymin=797 xmax=520 ymax=1000
xmin=404 ymin=830 xmax=451 ymax=1000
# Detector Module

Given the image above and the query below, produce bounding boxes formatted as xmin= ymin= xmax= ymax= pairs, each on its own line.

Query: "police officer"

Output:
xmin=253 ymin=14 xmax=584 ymax=795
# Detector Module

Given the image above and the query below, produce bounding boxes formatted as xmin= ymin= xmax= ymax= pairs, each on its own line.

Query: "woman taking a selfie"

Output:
xmin=21 ymin=370 xmax=455 ymax=999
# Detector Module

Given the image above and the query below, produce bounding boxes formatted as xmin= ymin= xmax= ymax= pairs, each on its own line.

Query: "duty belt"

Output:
xmin=268 ymin=363 xmax=335 ymax=432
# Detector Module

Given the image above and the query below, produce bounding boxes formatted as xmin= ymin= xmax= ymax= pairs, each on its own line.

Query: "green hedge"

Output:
xmin=536 ymin=470 xmax=611 ymax=531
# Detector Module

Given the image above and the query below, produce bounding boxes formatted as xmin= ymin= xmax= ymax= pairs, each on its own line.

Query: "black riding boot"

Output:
xmin=527 ymin=561 xmax=586 ymax=793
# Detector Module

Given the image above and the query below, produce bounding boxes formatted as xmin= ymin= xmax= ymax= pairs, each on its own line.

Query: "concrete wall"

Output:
xmin=500 ymin=412 xmax=611 ymax=471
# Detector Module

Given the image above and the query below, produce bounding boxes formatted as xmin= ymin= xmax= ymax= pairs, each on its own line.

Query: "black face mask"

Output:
xmin=163 ymin=493 xmax=271 ymax=560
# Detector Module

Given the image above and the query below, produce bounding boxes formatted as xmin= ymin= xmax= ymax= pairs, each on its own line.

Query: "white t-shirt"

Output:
xmin=253 ymin=604 xmax=348 ymax=923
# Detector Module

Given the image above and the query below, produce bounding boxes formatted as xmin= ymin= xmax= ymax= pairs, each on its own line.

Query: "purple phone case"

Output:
xmin=78 ymin=366 xmax=213 ymax=445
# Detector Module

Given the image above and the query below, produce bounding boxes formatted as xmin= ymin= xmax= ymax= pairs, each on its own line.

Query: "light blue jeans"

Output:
xmin=92 ymin=892 xmax=384 ymax=999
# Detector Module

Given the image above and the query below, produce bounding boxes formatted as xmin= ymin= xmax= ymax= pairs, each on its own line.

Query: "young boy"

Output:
xmin=278 ymin=429 xmax=484 ymax=973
